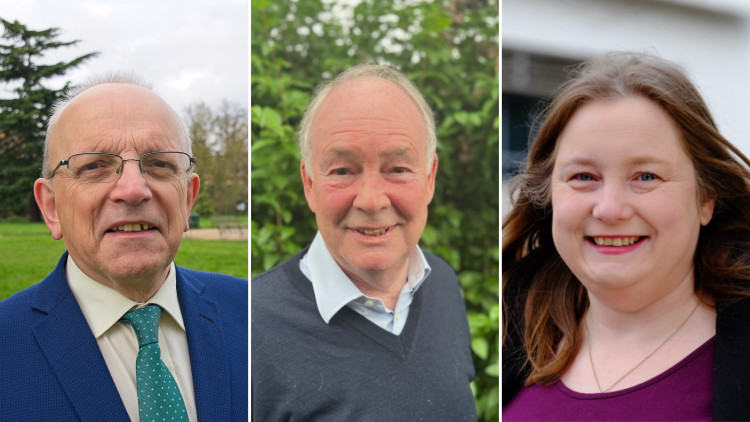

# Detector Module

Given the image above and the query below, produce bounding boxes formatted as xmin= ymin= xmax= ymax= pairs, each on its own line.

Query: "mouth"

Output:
xmin=107 ymin=223 xmax=157 ymax=233
xmin=588 ymin=236 xmax=644 ymax=247
xmin=355 ymin=227 xmax=392 ymax=237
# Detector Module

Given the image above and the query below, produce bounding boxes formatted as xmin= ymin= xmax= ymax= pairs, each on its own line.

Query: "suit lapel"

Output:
xmin=178 ymin=269 xmax=231 ymax=421
xmin=31 ymin=257 xmax=129 ymax=421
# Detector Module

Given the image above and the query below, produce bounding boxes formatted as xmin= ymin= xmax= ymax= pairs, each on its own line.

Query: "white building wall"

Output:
xmin=503 ymin=0 xmax=750 ymax=154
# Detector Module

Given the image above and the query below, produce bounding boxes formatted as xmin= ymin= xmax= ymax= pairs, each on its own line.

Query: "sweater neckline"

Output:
xmin=285 ymin=246 xmax=423 ymax=358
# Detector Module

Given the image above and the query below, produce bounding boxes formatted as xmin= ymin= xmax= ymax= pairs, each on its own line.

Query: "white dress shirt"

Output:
xmin=299 ymin=231 xmax=431 ymax=335
xmin=66 ymin=255 xmax=197 ymax=422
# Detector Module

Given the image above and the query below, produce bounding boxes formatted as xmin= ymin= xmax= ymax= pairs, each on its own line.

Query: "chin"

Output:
xmin=105 ymin=254 xmax=171 ymax=278
xmin=350 ymin=253 xmax=403 ymax=273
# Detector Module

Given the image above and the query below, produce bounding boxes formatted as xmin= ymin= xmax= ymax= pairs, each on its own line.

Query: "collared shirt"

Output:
xmin=299 ymin=232 xmax=431 ymax=335
xmin=66 ymin=255 xmax=197 ymax=422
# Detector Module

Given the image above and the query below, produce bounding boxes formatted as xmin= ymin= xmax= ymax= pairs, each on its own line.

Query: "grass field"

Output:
xmin=0 ymin=222 xmax=248 ymax=300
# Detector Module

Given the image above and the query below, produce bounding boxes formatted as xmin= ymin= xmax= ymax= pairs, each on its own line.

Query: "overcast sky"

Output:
xmin=0 ymin=0 xmax=248 ymax=117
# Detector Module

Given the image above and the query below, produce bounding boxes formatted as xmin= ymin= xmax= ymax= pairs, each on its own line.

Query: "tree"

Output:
xmin=185 ymin=101 xmax=249 ymax=219
xmin=0 ymin=18 xmax=97 ymax=220
xmin=251 ymin=0 xmax=499 ymax=419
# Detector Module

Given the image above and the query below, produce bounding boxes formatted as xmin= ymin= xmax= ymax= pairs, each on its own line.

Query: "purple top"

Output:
xmin=503 ymin=337 xmax=715 ymax=421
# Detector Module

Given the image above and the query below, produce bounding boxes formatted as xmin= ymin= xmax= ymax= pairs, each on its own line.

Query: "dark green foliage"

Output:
xmin=251 ymin=0 xmax=499 ymax=419
xmin=0 ymin=18 xmax=97 ymax=220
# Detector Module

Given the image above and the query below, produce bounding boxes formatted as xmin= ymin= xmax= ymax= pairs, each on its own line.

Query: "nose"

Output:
xmin=108 ymin=159 xmax=153 ymax=204
xmin=352 ymin=170 xmax=391 ymax=213
xmin=591 ymin=182 xmax=633 ymax=223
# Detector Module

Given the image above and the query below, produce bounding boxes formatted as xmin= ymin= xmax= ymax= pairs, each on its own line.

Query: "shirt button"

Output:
xmin=364 ymin=300 xmax=374 ymax=307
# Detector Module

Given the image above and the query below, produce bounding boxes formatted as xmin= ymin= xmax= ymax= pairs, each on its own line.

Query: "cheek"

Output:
xmin=551 ymin=188 xmax=578 ymax=227
xmin=393 ymin=190 xmax=427 ymax=217
xmin=642 ymin=195 xmax=695 ymax=234
xmin=315 ymin=185 xmax=355 ymax=220
xmin=159 ymin=184 xmax=190 ymax=224
xmin=60 ymin=184 xmax=101 ymax=226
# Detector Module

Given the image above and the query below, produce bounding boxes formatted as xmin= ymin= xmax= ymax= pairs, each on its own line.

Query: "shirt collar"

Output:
xmin=300 ymin=231 xmax=431 ymax=324
xmin=66 ymin=254 xmax=185 ymax=338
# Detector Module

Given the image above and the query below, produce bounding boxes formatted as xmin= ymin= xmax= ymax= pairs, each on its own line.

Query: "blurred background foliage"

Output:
xmin=251 ymin=0 xmax=499 ymax=419
xmin=185 ymin=100 xmax=249 ymax=219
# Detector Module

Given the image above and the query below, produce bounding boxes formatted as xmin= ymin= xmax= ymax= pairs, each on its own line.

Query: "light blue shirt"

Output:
xmin=299 ymin=232 xmax=431 ymax=335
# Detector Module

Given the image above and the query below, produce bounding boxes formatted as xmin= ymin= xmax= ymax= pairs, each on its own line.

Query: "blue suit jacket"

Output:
xmin=0 ymin=252 xmax=248 ymax=421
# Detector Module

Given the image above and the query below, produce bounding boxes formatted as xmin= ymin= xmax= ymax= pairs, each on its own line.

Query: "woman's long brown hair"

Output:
xmin=502 ymin=51 xmax=750 ymax=386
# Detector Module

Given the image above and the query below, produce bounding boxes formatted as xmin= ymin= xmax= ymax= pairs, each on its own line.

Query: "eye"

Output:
xmin=391 ymin=167 xmax=409 ymax=174
xmin=78 ymin=160 xmax=114 ymax=175
xmin=637 ymin=172 xmax=658 ymax=182
xmin=83 ymin=162 xmax=104 ymax=171
xmin=331 ymin=168 xmax=351 ymax=176
xmin=571 ymin=173 xmax=596 ymax=182
xmin=143 ymin=157 xmax=179 ymax=173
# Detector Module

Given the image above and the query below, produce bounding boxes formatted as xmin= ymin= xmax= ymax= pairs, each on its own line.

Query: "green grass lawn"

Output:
xmin=0 ymin=222 xmax=248 ymax=300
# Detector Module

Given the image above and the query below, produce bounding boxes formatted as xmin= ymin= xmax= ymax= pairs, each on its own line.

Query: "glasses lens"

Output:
xmin=67 ymin=153 xmax=121 ymax=183
xmin=141 ymin=152 xmax=192 ymax=181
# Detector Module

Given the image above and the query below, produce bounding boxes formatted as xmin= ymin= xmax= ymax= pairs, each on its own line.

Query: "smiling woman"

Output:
xmin=502 ymin=51 xmax=750 ymax=421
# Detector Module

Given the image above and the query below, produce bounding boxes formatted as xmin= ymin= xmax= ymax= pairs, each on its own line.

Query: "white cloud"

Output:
xmin=0 ymin=0 xmax=248 ymax=115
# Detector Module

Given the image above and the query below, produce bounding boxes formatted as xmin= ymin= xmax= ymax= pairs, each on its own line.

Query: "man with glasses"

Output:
xmin=0 ymin=74 xmax=247 ymax=421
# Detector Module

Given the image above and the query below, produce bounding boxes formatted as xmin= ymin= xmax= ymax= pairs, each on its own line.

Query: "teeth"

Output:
xmin=593 ymin=236 xmax=639 ymax=246
xmin=358 ymin=227 xmax=389 ymax=236
xmin=112 ymin=223 xmax=151 ymax=232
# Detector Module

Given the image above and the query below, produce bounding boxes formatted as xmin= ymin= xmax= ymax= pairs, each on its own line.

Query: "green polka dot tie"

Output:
xmin=121 ymin=305 xmax=189 ymax=421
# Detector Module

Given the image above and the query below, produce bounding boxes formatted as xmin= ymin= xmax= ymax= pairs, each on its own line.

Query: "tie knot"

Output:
xmin=121 ymin=304 xmax=162 ymax=347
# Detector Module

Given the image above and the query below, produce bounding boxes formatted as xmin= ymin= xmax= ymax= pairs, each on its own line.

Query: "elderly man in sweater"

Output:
xmin=252 ymin=64 xmax=476 ymax=421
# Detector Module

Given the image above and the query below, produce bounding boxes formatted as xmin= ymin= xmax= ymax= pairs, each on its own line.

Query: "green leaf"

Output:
xmin=472 ymin=337 xmax=488 ymax=360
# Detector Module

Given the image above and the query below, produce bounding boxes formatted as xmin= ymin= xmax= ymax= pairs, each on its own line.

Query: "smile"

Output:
xmin=108 ymin=223 xmax=154 ymax=233
xmin=356 ymin=227 xmax=391 ymax=236
xmin=590 ymin=236 xmax=643 ymax=246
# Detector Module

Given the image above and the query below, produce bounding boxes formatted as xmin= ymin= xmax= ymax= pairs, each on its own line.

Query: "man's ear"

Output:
xmin=184 ymin=173 xmax=200 ymax=232
xmin=34 ymin=178 xmax=63 ymax=240
xmin=426 ymin=153 xmax=438 ymax=204
xmin=301 ymin=160 xmax=316 ymax=213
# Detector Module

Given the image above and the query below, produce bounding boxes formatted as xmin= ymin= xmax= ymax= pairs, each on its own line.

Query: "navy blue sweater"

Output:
xmin=252 ymin=248 xmax=476 ymax=421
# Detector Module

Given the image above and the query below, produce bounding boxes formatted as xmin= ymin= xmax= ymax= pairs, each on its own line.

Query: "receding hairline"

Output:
xmin=298 ymin=63 xmax=437 ymax=178
xmin=42 ymin=73 xmax=191 ymax=178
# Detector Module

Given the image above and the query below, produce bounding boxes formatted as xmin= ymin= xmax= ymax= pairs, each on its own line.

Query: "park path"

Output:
xmin=182 ymin=228 xmax=247 ymax=241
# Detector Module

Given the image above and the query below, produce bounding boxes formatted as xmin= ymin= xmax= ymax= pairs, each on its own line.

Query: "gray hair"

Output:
xmin=298 ymin=63 xmax=437 ymax=177
xmin=42 ymin=72 xmax=191 ymax=178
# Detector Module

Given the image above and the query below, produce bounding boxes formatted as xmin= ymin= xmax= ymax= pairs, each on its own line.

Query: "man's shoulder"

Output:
xmin=423 ymin=251 xmax=457 ymax=273
xmin=176 ymin=266 xmax=248 ymax=313
xmin=0 ymin=260 xmax=66 ymax=319
xmin=0 ymin=282 xmax=41 ymax=317
xmin=177 ymin=267 xmax=247 ymax=292
xmin=252 ymin=250 xmax=305 ymax=293
xmin=421 ymin=250 xmax=461 ymax=290
xmin=251 ymin=250 xmax=316 ymax=324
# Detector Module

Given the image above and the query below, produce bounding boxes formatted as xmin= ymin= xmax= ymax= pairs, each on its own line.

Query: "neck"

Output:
xmin=585 ymin=267 xmax=701 ymax=333
xmin=98 ymin=269 xmax=169 ymax=303
xmin=562 ymin=271 xmax=717 ymax=393
xmin=346 ymin=265 xmax=409 ymax=310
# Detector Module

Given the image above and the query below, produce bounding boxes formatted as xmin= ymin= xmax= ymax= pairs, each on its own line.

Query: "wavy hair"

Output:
xmin=502 ymin=51 xmax=750 ymax=386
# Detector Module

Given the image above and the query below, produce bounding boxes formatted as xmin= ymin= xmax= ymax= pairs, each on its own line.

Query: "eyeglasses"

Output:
xmin=49 ymin=151 xmax=197 ymax=183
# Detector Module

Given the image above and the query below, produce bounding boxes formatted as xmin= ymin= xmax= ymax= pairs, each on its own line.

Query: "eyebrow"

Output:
xmin=557 ymin=155 xmax=671 ymax=168
xmin=321 ymin=146 xmax=415 ymax=161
